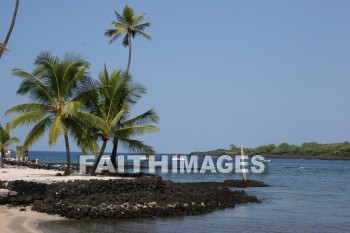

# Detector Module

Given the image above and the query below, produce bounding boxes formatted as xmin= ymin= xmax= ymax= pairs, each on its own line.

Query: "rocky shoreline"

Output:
xmin=1 ymin=161 xmax=267 ymax=220
xmin=0 ymin=176 xmax=264 ymax=220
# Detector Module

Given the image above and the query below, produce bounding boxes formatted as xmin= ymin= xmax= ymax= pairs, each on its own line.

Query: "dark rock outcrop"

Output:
xmin=0 ymin=176 xmax=262 ymax=220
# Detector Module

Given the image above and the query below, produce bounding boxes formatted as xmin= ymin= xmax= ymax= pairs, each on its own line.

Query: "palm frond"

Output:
xmin=104 ymin=28 xmax=118 ymax=37
xmin=23 ymin=116 xmax=52 ymax=148
xmin=119 ymin=138 xmax=155 ymax=154
xmin=122 ymin=109 xmax=159 ymax=126
xmin=133 ymin=13 xmax=145 ymax=25
xmin=6 ymin=103 xmax=50 ymax=115
xmin=7 ymin=110 xmax=47 ymax=130
xmin=65 ymin=118 xmax=100 ymax=154
xmin=112 ymin=21 xmax=127 ymax=31
xmin=4 ymin=137 xmax=20 ymax=147
xmin=61 ymin=101 xmax=83 ymax=117
xmin=74 ymin=112 xmax=109 ymax=133
xmin=123 ymin=5 xmax=135 ymax=24
xmin=134 ymin=22 xmax=151 ymax=31
xmin=109 ymin=33 xmax=123 ymax=45
xmin=110 ymin=107 xmax=128 ymax=128
xmin=122 ymin=34 xmax=130 ymax=47
xmin=117 ymin=125 xmax=160 ymax=137
xmin=48 ymin=115 xmax=66 ymax=146
xmin=114 ymin=10 xmax=126 ymax=25
xmin=62 ymin=59 xmax=90 ymax=94
xmin=13 ymin=68 xmax=54 ymax=104
xmin=135 ymin=31 xmax=152 ymax=40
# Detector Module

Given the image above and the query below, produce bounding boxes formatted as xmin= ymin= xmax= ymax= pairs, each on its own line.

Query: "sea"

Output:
xmin=26 ymin=151 xmax=350 ymax=233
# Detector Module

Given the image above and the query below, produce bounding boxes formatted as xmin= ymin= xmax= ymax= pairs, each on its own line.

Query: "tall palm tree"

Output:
xmin=6 ymin=51 xmax=106 ymax=175
xmin=88 ymin=66 xmax=159 ymax=175
xmin=104 ymin=5 xmax=152 ymax=74
xmin=0 ymin=124 xmax=20 ymax=168
xmin=0 ymin=0 xmax=20 ymax=59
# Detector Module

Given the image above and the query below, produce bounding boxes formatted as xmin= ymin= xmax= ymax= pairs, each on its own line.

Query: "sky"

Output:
xmin=0 ymin=0 xmax=349 ymax=153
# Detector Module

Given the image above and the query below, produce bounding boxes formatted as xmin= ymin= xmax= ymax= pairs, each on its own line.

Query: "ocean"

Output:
xmin=30 ymin=151 xmax=350 ymax=233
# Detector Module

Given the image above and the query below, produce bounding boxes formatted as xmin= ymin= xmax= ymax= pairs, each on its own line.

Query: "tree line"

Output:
xmin=230 ymin=142 xmax=350 ymax=157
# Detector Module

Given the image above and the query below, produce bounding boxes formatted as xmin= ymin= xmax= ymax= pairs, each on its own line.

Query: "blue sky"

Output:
xmin=0 ymin=0 xmax=349 ymax=153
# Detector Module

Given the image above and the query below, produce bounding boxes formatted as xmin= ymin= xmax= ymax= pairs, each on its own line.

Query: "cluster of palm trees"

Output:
xmin=0 ymin=124 xmax=20 ymax=168
xmin=3 ymin=6 xmax=157 ymax=175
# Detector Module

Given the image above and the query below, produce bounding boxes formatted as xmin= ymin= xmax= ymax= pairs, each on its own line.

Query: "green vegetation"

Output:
xmin=6 ymin=52 xmax=109 ymax=175
xmin=105 ymin=5 xmax=152 ymax=74
xmin=5 ymin=52 xmax=159 ymax=175
xmin=0 ymin=124 xmax=20 ymax=167
xmin=86 ymin=66 xmax=159 ymax=175
xmin=2 ymin=5 xmax=158 ymax=175
xmin=104 ymin=5 xmax=153 ymax=164
xmin=230 ymin=142 xmax=350 ymax=158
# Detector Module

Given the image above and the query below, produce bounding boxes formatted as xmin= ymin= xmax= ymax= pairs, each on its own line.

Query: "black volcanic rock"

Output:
xmin=0 ymin=177 xmax=264 ymax=220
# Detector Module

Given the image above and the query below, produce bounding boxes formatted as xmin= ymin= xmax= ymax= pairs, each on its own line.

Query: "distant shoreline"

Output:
xmin=190 ymin=151 xmax=350 ymax=160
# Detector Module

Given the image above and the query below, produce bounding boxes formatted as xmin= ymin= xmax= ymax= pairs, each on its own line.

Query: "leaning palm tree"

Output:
xmin=0 ymin=0 xmax=20 ymax=59
xmin=0 ymin=43 xmax=8 ymax=54
xmin=88 ymin=66 xmax=159 ymax=175
xmin=0 ymin=124 xmax=20 ymax=168
xmin=104 ymin=5 xmax=152 ymax=74
xmin=6 ymin=51 xmax=106 ymax=175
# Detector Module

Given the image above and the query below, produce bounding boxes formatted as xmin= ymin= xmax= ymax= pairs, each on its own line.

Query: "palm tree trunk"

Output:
xmin=126 ymin=34 xmax=132 ymax=75
xmin=0 ymin=153 xmax=3 ymax=168
xmin=91 ymin=139 xmax=108 ymax=175
xmin=0 ymin=0 xmax=19 ymax=59
xmin=111 ymin=138 xmax=119 ymax=169
xmin=63 ymin=133 xmax=71 ymax=176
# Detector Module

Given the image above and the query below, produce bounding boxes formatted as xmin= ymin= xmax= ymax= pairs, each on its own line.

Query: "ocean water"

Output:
xmin=35 ymin=152 xmax=350 ymax=233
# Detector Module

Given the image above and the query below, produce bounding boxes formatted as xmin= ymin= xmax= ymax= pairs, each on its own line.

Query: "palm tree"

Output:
xmin=0 ymin=124 xmax=20 ymax=168
xmin=104 ymin=5 xmax=152 ymax=74
xmin=88 ymin=66 xmax=159 ymax=175
xmin=0 ymin=0 xmax=20 ymax=59
xmin=6 ymin=51 xmax=106 ymax=175
xmin=0 ymin=43 xmax=8 ymax=54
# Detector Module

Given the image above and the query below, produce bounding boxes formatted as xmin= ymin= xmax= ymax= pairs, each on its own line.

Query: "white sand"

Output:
xmin=0 ymin=165 xmax=132 ymax=232
xmin=0 ymin=165 xmax=130 ymax=184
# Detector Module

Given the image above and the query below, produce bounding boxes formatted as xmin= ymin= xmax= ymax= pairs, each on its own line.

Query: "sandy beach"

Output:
xmin=0 ymin=165 xmax=131 ymax=232
xmin=0 ymin=165 xmax=130 ymax=184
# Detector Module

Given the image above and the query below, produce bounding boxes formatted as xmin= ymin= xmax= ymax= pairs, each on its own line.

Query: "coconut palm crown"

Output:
xmin=87 ymin=66 xmax=159 ymax=174
xmin=5 ymin=51 xmax=106 ymax=175
xmin=105 ymin=5 xmax=152 ymax=74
